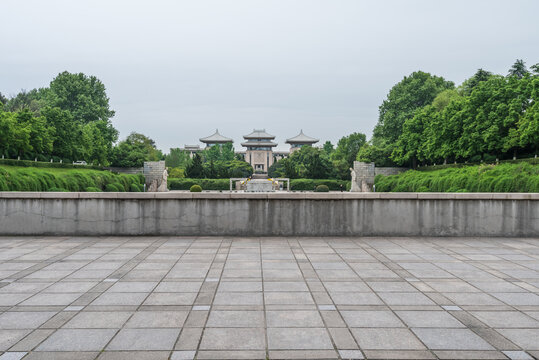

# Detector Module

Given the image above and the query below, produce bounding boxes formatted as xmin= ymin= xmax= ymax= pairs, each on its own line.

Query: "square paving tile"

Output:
xmin=266 ymin=310 xmax=324 ymax=327
xmin=267 ymin=328 xmax=333 ymax=350
xmin=63 ymin=311 xmax=132 ymax=328
xmin=206 ymin=310 xmax=264 ymax=327
xmin=412 ymin=328 xmax=494 ymax=350
xmin=37 ymin=329 xmax=117 ymax=351
xmin=200 ymin=328 xmax=266 ymax=350
xmin=0 ymin=312 xmax=57 ymax=329
xmin=351 ymin=328 xmax=425 ymax=350
xmin=107 ymin=328 xmax=181 ymax=350
xmin=341 ymin=311 xmax=404 ymax=328
xmin=395 ymin=311 xmax=465 ymax=328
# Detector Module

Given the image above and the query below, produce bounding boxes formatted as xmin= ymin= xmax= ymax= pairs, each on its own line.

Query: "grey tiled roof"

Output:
xmin=199 ymin=130 xmax=233 ymax=143
xmin=243 ymin=129 xmax=276 ymax=139
xmin=286 ymin=130 xmax=319 ymax=144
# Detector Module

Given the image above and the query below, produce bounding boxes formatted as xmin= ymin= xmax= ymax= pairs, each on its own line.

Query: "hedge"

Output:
xmin=290 ymin=179 xmax=349 ymax=191
xmin=0 ymin=158 xmax=102 ymax=170
xmin=0 ymin=166 xmax=144 ymax=192
xmin=168 ymin=178 xmax=350 ymax=191
xmin=168 ymin=178 xmax=230 ymax=190
xmin=375 ymin=163 xmax=539 ymax=193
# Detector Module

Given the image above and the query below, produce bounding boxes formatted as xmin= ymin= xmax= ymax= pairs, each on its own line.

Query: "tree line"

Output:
xmin=358 ymin=60 xmax=539 ymax=168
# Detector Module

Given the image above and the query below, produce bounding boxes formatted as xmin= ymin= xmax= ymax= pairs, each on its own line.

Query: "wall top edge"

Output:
xmin=1 ymin=192 xmax=539 ymax=200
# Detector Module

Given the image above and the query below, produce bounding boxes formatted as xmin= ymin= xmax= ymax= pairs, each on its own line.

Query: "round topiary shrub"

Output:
xmin=315 ymin=184 xmax=329 ymax=192
xmin=85 ymin=187 xmax=102 ymax=192
xmin=190 ymin=184 xmax=202 ymax=192
xmin=105 ymin=184 xmax=119 ymax=192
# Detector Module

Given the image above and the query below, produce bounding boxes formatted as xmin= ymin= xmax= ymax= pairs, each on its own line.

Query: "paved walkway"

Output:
xmin=0 ymin=237 xmax=538 ymax=360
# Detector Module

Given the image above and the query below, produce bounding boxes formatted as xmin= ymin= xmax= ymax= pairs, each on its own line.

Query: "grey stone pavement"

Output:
xmin=0 ymin=237 xmax=538 ymax=360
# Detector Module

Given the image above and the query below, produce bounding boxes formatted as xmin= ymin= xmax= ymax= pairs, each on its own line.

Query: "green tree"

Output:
xmin=372 ymin=71 xmax=454 ymax=161
xmin=48 ymin=71 xmax=115 ymax=123
xmin=110 ymin=132 xmax=163 ymax=167
xmin=185 ymin=153 xmax=204 ymax=178
xmin=508 ymin=59 xmax=528 ymax=79
xmin=165 ymin=148 xmax=191 ymax=168
xmin=322 ymin=141 xmax=334 ymax=156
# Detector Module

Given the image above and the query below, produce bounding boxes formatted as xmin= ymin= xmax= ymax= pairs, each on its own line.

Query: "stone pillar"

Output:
xmin=350 ymin=161 xmax=375 ymax=192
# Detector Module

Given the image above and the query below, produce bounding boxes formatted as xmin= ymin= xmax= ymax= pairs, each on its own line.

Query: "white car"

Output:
xmin=73 ymin=161 xmax=87 ymax=166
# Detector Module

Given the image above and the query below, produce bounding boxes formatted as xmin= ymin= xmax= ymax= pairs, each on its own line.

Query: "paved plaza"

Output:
xmin=0 ymin=236 xmax=538 ymax=360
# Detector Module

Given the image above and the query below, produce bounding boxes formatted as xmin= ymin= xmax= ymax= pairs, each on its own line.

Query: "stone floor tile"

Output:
xmin=377 ymin=292 xmax=435 ymax=306
xmin=175 ymin=327 xmax=203 ymax=350
xmin=36 ymin=329 xmax=117 ymax=351
xmin=492 ymin=292 xmax=539 ymax=306
xmin=106 ymin=328 xmax=180 ymax=350
xmin=91 ymin=293 xmax=148 ymax=306
xmin=106 ymin=281 xmax=158 ymax=293
xmin=22 ymin=351 xmax=99 ymax=360
xmin=206 ymin=310 xmax=264 ymax=327
xmin=125 ymin=311 xmax=188 ymax=328
xmin=43 ymin=282 xmax=98 ymax=293
xmin=264 ymin=292 xmax=314 ymax=305
xmin=502 ymin=350 xmax=534 ymax=360
xmin=267 ymin=328 xmax=333 ymax=350
xmin=196 ymin=350 xmax=266 ymax=359
xmin=266 ymin=310 xmax=324 ymax=327
xmin=434 ymin=350 xmax=508 ymax=359
xmin=217 ymin=281 xmax=261 ymax=292
xmin=154 ymin=281 xmax=202 ymax=293
xmin=263 ymin=281 xmax=309 ymax=292
xmin=0 ymin=330 xmax=31 ymax=351
xmin=329 ymin=328 xmax=358 ymax=349
xmin=213 ymin=292 xmax=262 ymax=306
xmin=395 ymin=310 xmax=465 ymax=328
xmin=362 ymin=350 xmax=436 ymax=359
xmin=496 ymin=329 xmax=539 ymax=350
xmin=63 ymin=311 xmax=132 ymax=329
xmin=330 ymin=292 xmax=383 ymax=305
xmin=0 ymin=352 xmax=27 ymax=360
xmin=412 ymin=328 xmax=494 ymax=350
xmin=351 ymin=328 xmax=425 ymax=350
xmin=142 ymin=292 xmax=197 ymax=306
xmin=324 ymin=281 xmax=371 ymax=292
xmin=170 ymin=351 xmax=196 ymax=360
xmin=367 ymin=281 xmax=417 ymax=292
xmin=470 ymin=311 xmax=539 ymax=328
xmin=341 ymin=310 xmax=404 ymax=328
xmin=97 ymin=351 xmax=170 ymax=360
xmin=268 ymin=350 xmax=338 ymax=359
xmin=200 ymin=328 xmax=265 ymax=350
xmin=338 ymin=349 xmax=364 ymax=360
xmin=0 ymin=312 xmax=57 ymax=329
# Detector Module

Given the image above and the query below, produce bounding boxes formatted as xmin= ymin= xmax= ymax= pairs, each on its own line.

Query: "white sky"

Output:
xmin=1 ymin=0 xmax=538 ymax=152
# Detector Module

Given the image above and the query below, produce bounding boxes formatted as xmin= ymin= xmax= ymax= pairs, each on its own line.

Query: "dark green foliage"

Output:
xmin=190 ymin=184 xmax=202 ymax=192
xmin=185 ymin=153 xmax=205 ymax=178
xmin=290 ymin=179 xmax=349 ymax=191
xmin=315 ymin=184 xmax=329 ymax=192
xmin=105 ymin=184 xmax=119 ymax=192
xmin=168 ymin=178 xmax=229 ymax=191
xmin=375 ymin=163 xmax=539 ymax=192
xmin=86 ymin=187 xmax=102 ymax=192
xmin=110 ymin=132 xmax=163 ymax=167
xmin=0 ymin=165 xmax=143 ymax=192
xmin=269 ymin=146 xmax=335 ymax=179
xmin=0 ymin=159 xmax=101 ymax=169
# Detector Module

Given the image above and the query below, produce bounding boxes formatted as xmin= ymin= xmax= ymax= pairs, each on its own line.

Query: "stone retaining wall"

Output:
xmin=0 ymin=192 xmax=538 ymax=237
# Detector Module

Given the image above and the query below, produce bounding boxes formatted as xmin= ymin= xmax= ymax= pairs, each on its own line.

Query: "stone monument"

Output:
xmin=143 ymin=161 xmax=168 ymax=192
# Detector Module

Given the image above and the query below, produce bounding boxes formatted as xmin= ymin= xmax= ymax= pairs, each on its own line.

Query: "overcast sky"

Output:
xmin=2 ymin=0 xmax=539 ymax=152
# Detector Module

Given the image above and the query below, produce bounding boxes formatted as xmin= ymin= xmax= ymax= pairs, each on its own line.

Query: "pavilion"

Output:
xmin=241 ymin=129 xmax=278 ymax=173
xmin=285 ymin=130 xmax=319 ymax=153
xmin=199 ymin=129 xmax=233 ymax=148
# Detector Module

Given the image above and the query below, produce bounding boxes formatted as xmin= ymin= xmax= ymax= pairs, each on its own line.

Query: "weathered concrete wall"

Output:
xmin=1 ymin=193 xmax=538 ymax=237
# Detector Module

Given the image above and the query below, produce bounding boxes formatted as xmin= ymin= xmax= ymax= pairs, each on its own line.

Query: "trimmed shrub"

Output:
xmin=85 ymin=187 xmax=102 ymax=192
xmin=190 ymin=184 xmax=202 ymax=192
xmin=104 ymin=184 xmax=119 ymax=192
xmin=374 ymin=163 xmax=539 ymax=193
xmin=315 ymin=185 xmax=329 ymax=192
xmin=130 ymin=183 xmax=141 ymax=192
xmin=48 ymin=187 xmax=69 ymax=192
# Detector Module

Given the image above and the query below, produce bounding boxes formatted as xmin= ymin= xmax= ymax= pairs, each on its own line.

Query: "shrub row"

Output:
xmin=290 ymin=179 xmax=350 ymax=191
xmin=0 ymin=166 xmax=144 ymax=192
xmin=0 ymin=158 xmax=102 ymax=170
xmin=375 ymin=163 xmax=539 ymax=193
xmin=168 ymin=178 xmax=230 ymax=190
xmin=168 ymin=178 xmax=351 ymax=191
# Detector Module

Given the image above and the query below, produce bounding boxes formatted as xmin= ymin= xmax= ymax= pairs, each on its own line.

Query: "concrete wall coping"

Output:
xmin=1 ymin=191 xmax=539 ymax=200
